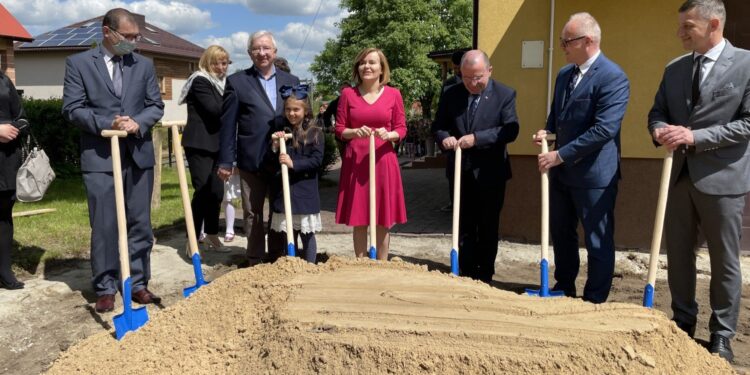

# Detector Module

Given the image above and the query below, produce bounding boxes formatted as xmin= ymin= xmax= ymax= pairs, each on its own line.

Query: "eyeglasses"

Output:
xmin=462 ymin=74 xmax=486 ymax=83
xmin=559 ymin=35 xmax=586 ymax=48
xmin=109 ymin=27 xmax=142 ymax=43
xmin=249 ymin=46 xmax=274 ymax=55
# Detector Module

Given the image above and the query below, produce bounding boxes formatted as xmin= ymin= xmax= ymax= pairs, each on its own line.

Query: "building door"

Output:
xmin=725 ymin=0 xmax=750 ymax=250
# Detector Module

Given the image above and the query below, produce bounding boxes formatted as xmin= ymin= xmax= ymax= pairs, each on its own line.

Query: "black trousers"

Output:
xmin=185 ymin=148 xmax=224 ymax=236
xmin=458 ymin=172 xmax=506 ymax=283
xmin=0 ymin=190 xmax=16 ymax=282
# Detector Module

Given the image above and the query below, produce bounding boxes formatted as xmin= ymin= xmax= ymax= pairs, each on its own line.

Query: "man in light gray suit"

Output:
xmin=648 ymin=0 xmax=750 ymax=363
xmin=63 ymin=8 xmax=164 ymax=313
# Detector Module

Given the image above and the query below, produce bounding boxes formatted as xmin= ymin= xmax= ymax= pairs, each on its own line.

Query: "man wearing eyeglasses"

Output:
xmin=218 ymin=31 xmax=299 ymax=267
xmin=533 ymin=12 xmax=630 ymax=304
xmin=432 ymin=50 xmax=520 ymax=283
xmin=62 ymin=8 xmax=165 ymax=313
xmin=648 ymin=0 xmax=750 ymax=363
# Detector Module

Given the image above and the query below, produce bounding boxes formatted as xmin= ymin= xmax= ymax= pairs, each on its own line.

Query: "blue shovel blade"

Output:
xmin=642 ymin=283 xmax=655 ymax=308
xmin=369 ymin=246 xmax=376 ymax=259
xmin=525 ymin=259 xmax=564 ymax=297
xmin=287 ymin=243 xmax=296 ymax=257
xmin=184 ymin=253 xmax=209 ymax=298
xmin=450 ymin=248 xmax=459 ymax=275
xmin=113 ymin=277 xmax=149 ymax=340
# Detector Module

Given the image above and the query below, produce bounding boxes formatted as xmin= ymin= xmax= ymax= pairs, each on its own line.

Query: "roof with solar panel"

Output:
xmin=15 ymin=13 xmax=203 ymax=59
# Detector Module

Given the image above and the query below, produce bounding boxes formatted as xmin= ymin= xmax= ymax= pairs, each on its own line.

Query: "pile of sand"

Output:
xmin=45 ymin=257 xmax=733 ymax=374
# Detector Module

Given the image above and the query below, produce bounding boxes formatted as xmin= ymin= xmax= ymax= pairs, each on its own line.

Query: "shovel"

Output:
xmin=102 ymin=129 xmax=149 ymax=340
xmin=526 ymin=133 xmax=564 ymax=298
xmin=160 ymin=121 xmax=208 ymax=298
xmin=369 ymin=133 xmax=377 ymax=260
xmin=272 ymin=132 xmax=295 ymax=257
xmin=642 ymin=151 xmax=673 ymax=307
xmin=450 ymin=146 xmax=462 ymax=275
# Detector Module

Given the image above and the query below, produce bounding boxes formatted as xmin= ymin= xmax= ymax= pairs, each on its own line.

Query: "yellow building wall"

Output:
xmin=478 ymin=0 xmax=685 ymax=158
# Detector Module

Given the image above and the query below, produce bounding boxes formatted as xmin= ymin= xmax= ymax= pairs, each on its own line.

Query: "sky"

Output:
xmin=4 ymin=0 xmax=348 ymax=79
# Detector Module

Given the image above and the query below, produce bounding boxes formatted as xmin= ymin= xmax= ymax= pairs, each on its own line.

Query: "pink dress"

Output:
xmin=335 ymin=86 xmax=407 ymax=227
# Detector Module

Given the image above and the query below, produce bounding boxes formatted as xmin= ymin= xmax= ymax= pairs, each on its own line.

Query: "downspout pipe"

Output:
xmin=546 ymin=0 xmax=555 ymax=116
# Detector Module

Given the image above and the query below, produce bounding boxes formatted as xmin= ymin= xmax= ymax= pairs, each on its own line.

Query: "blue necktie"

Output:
xmin=112 ymin=56 xmax=122 ymax=98
xmin=564 ymin=66 xmax=580 ymax=106
xmin=468 ymin=94 xmax=480 ymax=128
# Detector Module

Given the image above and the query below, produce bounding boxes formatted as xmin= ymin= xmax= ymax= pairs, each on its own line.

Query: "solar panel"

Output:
xmin=19 ymin=25 xmax=103 ymax=48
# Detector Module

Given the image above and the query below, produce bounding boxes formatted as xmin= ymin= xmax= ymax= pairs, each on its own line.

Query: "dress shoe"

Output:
xmin=709 ymin=333 xmax=734 ymax=363
xmin=673 ymin=320 xmax=695 ymax=338
xmin=0 ymin=278 xmax=24 ymax=290
xmin=95 ymin=294 xmax=115 ymax=313
xmin=132 ymin=288 xmax=162 ymax=304
xmin=204 ymin=234 xmax=230 ymax=253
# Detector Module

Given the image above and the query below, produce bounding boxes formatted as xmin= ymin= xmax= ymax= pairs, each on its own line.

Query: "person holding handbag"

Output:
xmin=0 ymin=69 xmax=29 ymax=290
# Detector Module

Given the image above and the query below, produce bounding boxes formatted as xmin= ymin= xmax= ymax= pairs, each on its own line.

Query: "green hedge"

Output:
xmin=320 ymin=132 xmax=339 ymax=177
xmin=22 ymin=98 xmax=81 ymax=177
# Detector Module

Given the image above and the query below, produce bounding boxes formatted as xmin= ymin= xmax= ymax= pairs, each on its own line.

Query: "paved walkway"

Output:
xmin=318 ymin=163 xmax=452 ymax=235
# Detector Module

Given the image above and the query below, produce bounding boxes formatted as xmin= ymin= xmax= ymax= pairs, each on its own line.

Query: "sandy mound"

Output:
xmin=45 ymin=257 xmax=733 ymax=374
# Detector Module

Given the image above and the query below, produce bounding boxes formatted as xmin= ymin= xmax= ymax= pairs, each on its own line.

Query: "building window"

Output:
xmin=158 ymin=76 xmax=166 ymax=95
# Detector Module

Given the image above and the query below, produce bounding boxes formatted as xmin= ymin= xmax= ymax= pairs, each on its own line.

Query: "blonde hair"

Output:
xmin=352 ymin=47 xmax=390 ymax=86
xmin=198 ymin=45 xmax=230 ymax=75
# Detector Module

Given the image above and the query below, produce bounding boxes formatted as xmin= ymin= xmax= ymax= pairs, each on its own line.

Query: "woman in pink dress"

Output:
xmin=335 ymin=47 xmax=407 ymax=260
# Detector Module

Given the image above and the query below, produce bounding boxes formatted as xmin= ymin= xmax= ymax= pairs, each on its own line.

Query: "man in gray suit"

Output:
xmin=648 ymin=0 xmax=750 ymax=363
xmin=63 ymin=8 xmax=164 ymax=313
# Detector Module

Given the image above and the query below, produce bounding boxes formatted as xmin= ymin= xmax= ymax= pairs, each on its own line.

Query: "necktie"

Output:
xmin=691 ymin=55 xmax=704 ymax=108
xmin=564 ymin=66 xmax=580 ymax=106
xmin=112 ymin=56 xmax=122 ymax=98
xmin=468 ymin=94 xmax=480 ymax=128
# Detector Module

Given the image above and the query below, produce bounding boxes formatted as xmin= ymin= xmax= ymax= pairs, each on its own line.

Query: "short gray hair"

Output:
xmin=460 ymin=50 xmax=490 ymax=69
xmin=568 ymin=12 xmax=601 ymax=44
xmin=247 ymin=30 xmax=277 ymax=51
xmin=679 ymin=0 xmax=726 ymax=26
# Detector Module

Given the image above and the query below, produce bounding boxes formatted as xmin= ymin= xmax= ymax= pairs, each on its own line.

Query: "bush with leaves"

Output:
xmin=21 ymin=98 xmax=81 ymax=177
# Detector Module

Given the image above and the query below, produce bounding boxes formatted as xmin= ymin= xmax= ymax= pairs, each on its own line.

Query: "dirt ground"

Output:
xmin=2 ymin=232 xmax=749 ymax=374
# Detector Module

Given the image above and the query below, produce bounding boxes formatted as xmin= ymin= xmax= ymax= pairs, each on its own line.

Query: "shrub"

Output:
xmin=320 ymin=132 xmax=339 ymax=177
xmin=21 ymin=98 xmax=81 ymax=177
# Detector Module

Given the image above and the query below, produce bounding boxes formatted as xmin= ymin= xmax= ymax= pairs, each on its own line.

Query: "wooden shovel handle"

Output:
xmin=451 ymin=147 xmax=462 ymax=251
xmin=101 ymin=130 xmax=130 ymax=281
xmin=646 ymin=151 xmax=673 ymax=286
xmin=369 ymin=134 xmax=376 ymax=252
xmin=273 ymin=132 xmax=294 ymax=246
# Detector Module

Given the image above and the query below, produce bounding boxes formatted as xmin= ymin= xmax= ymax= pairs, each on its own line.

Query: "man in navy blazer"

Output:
xmin=218 ymin=31 xmax=300 ymax=266
xmin=433 ymin=50 xmax=520 ymax=283
xmin=534 ymin=12 xmax=630 ymax=303
xmin=62 ymin=8 xmax=164 ymax=313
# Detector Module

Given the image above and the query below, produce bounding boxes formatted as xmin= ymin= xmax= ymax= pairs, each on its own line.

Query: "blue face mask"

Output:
xmin=112 ymin=39 xmax=136 ymax=56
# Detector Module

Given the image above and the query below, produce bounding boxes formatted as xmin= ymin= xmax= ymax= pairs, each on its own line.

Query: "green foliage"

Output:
xmin=21 ymin=97 xmax=81 ymax=177
xmin=12 ymin=167 xmax=193 ymax=273
xmin=320 ymin=132 xmax=340 ymax=177
xmin=310 ymin=0 xmax=472 ymax=118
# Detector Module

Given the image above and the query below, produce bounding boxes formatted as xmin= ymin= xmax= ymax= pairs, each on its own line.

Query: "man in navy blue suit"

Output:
xmin=433 ymin=50 xmax=520 ymax=283
xmin=218 ymin=31 xmax=299 ymax=266
xmin=63 ymin=8 xmax=165 ymax=313
xmin=533 ymin=12 xmax=630 ymax=303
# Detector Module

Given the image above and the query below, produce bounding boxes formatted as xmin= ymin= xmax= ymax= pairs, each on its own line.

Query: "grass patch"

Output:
xmin=12 ymin=167 xmax=191 ymax=275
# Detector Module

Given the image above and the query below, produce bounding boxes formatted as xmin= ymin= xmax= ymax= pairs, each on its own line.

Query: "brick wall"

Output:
xmin=153 ymin=57 xmax=195 ymax=101
xmin=0 ymin=38 xmax=15 ymax=84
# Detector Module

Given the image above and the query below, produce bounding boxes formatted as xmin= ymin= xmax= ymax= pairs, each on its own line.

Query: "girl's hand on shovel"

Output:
xmin=279 ymin=154 xmax=294 ymax=169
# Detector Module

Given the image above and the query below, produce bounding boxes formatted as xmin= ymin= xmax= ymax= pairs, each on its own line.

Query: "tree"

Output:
xmin=310 ymin=0 xmax=472 ymax=118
